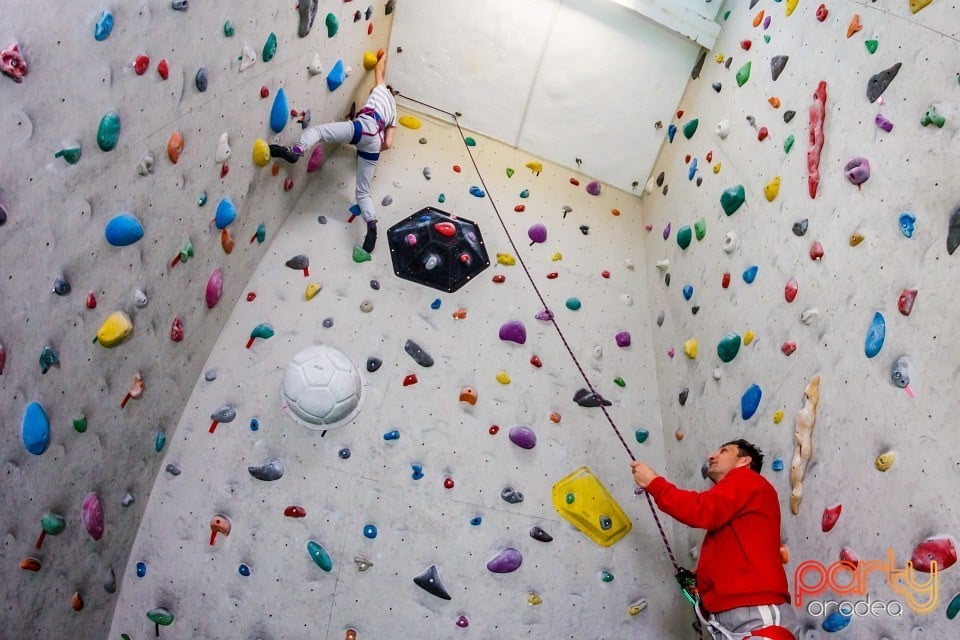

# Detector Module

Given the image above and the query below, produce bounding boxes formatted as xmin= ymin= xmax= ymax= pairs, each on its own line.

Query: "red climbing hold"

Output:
xmin=910 ymin=536 xmax=957 ymax=573
xmin=601 ymin=270 xmax=610 ymax=279
xmin=809 ymin=240 xmax=824 ymax=260
xmin=546 ymin=272 xmax=558 ymax=279
xmin=246 ymin=292 xmax=257 ymax=302
xmin=898 ymin=289 xmax=917 ymax=316
xmin=260 ymin=86 xmax=269 ymax=98
xmin=684 ymin=154 xmax=691 ymax=163
xmin=452 ymin=165 xmax=461 ymax=173
xmin=722 ymin=272 xmax=731 ymax=289
xmin=0 ymin=43 xmax=28 ymax=83
xmin=808 ymin=81 xmax=828 ymax=199
xmin=403 ymin=373 xmax=418 ymax=386
xmin=740 ymin=40 xmax=752 ymax=51
xmin=514 ymin=205 xmax=525 ymax=212
xmin=367 ymin=22 xmax=373 ymax=35
xmin=569 ymin=178 xmax=580 ymax=186
xmin=492 ymin=274 xmax=505 ymax=283
xmin=170 ymin=317 xmax=184 ymax=342
xmin=781 ymin=341 xmax=797 ymax=356
xmin=283 ymin=178 xmax=294 ymax=192
xmin=676 ymin=110 xmax=684 ymax=118
xmin=488 ymin=425 xmax=500 ymax=435
xmin=86 ymin=292 xmax=97 ymax=309
xmin=816 ymin=4 xmax=829 ymax=21
xmin=821 ymin=504 xmax=842 ymax=532
xmin=134 ymin=55 xmax=149 ymax=75
xmin=272 ymin=164 xmax=280 ymax=177
xmin=443 ymin=477 xmax=455 ymax=489
xmin=284 ymin=505 xmax=307 ymax=518
xmin=220 ymin=164 xmax=229 ymax=179
xmin=530 ymin=354 xmax=542 ymax=368
xmin=784 ymin=277 xmax=798 ymax=302
xmin=706 ymin=151 xmax=713 ymax=162
xmin=157 ymin=59 xmax=169 ymax=80
xmin=434 ymin=221 xmax=456 ymax=237
xmin=757 ymin=127 xmax=769 ymax=141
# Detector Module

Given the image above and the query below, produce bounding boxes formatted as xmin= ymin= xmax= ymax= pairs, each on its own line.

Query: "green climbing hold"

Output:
xmin=865 ymin=39 xmax=878 ymax=54
xmin=613 ymin=376 xmax=625 ymax=388
xmin=565 ymin=492 xmax=575 ymax=504
xmin=352 ymin=246 xmax=372 ymax=263
xmin=723 ymin=10 xmax=731 ymax=20
xmin=519 ymin=189 xmax=529 ymax=198
xmin=73 ymin=415 xmax=87 ymax=433
xmin=921 ymin=106 xmax=945 ymax=128
xmin=694 ymin=218 xmax=706 ymax=241
xmin=155 ymin=430 xmax=166 ymax=452
xmin=763 ymin=35 xmax=771 ymax=44
xmin=223 ymin=20 xmax=235 ymax=37
xmin=146 ymin=607 xmax=174 ymax=626
xmin=197 ymin=192 xmax=207 ymax=207
xmin=601 ymin=570 xmax=615 ymax=583
xmin=682 ymin=119 xmax=699 ymax=140
xmin=325 ymin=13 xmax=338 ymax=37
xmin=717 ymin=333 xmax=742 ymax=363
xmin=676 ymin=226 xmax=692 ymax=249
xmin=565 ymin=298 xmax=581 ymax=311
xmin=464 ymin=137 xmax=476 ymax=147
xmin=97 ymin=111 xmax=121 ymax=151
xmin=784 ymin=134 xmax=795 ymax=154
xmin=947 ymin=592 xmax=960 ymax=619
xmin=262 ymin=32 xmax=277 ymax=62
xmin=307 ymin=540 xmax=333 ymax=571
xmin=41 ymin=513 xmax=66 ymax=536
xmin=438 ymin=193 xmax=446 ymax=203
xmin=55 ymin=146 xmax=82 ymax=165
xmin=720 ymin=185 xmax=746 ymax=216
xmin=634 ymin=428 xmax=649 ymax=443
xmin=736 ymin=61 xmax=752 ymax=87
xmin=506 ymin=168 xmax=515 ymax=178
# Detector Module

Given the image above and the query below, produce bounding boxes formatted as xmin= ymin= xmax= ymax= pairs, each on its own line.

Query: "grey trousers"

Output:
xmin=703 ymin=602 xmax=799 ymax=639
xmin=297 ymin=119 xmax=379 ymax=223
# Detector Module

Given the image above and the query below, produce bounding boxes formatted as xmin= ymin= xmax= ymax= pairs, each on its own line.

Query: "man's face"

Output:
xmin=706 ymin=444 xmax=750 ymax=482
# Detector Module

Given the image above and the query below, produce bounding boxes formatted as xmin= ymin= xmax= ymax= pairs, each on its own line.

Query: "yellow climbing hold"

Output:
xmin=525 ymin=161 xmax=543 ymax=174
xmin=786 ymin=0 xmax=799 ymax=15
xmin=850 ymin=233 xmax=864 ymax=246
xmin=305 ymin=282 xmax=321 ymax=300
xmin=552 ymin=466 xmax=632 ymax=547
xmin=628 ymin=600 xmax=648 ymax=616
xmin=764 ymin=176 xmax=781 ymax=202
xmin=773 ymin=409 xmax=784 ymax=424
xmin=496 ymin=371 xmax=511 ymax=384
xmin=398 ymin=115 xmax=421 ymax=129
xmin=712 ymin=162 xmax=722 ymax=174
xmin=743 ymin=330 xmax=755 ymax=346
xmin=683 ymin=338 xmax=698 ymax=359
xmin=95 ymin=311 xmax=133 ymax=347
xmin=715 ymin=54 xmax=725 ymax=63
xmin=527 ymin=593 xmax=543 ymax=606
xmin=496 ymin=253 xmax=516 ymax=266
xmin=551 ymin=252 xmax=563 ymax=262
xmin=875 ymin=451 xmax=895 ymax=471
xmin=252 ymin=138 xmax=270 ymax=167
xmin=362 ymin=50 xmax=378 ymax=71
xmin=910 ymin=0 xmax=933 ymax=13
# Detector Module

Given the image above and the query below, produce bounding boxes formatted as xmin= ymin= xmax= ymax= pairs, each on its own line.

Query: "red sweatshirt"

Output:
xmin=646 ymin=465 xmax=790 ymax=613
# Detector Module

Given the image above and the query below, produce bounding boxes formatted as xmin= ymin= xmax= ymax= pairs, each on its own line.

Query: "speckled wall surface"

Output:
xmin=640 ymin=0 xmax=960 ymax=637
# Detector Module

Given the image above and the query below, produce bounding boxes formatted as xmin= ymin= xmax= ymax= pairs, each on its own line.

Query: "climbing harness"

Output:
xmin=354 ymin=106 xmax=387 ymax=153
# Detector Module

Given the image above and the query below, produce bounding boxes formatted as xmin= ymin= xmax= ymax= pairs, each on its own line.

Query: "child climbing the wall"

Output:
xmin=270 ymin=51 xmax=397 ymax=254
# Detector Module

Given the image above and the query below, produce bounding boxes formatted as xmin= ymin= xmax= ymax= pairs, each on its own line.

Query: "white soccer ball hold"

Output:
xmin=281 ymin=345 xmax=364 ymax=429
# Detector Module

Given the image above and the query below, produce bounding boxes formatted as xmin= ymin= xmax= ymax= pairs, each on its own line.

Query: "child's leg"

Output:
xmin=270 ymin=120 xmax=360 ymax=163
xmin=356 ymin=156 xmax=378 ymax=252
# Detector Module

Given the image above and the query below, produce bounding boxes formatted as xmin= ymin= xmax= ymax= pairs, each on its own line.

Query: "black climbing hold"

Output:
xmin=792 ymin=219 xmax=809 ymax=237
xmin=662 ymin=184 xmax=669 ymax=196
xmin=947 ymin=203 xmax=960 ymax=255
xmin=725 ymin=57 xmax=733 ymax=69
xmin=701 ymin=462 xmax=709 ymax=479
xmin=746 ymin=115 xmax=756 ymax=127
xmin=691 ymin=305 xmax=700 ymax=315
xmin=749 ymin=0 xmax=760 ymax=8
xmin=285 ymin=254 xmax=308 ymax=270
xmin=370 ymin=279 xmax=380 ymax=290
xmin=298 ymin=0 xmax=318 ymax=37
xmin=783 ymin=110 xmax=796 ymax=123
xmin=664 ymin=273 xmax=671 ymax=287
xmin=53 ymin=277 xmax=71 ymax=295
xmin=712 ymin=82 xmax=722 ymax=93
xmin=366 ymin=357 xmax=382 ymax=372
xmin=771 ymin=55 xmax=788 ymax=82
xmin=656 ymin=311 xmax=665 ymax=327
xmin=195 ymin=67 xmax=208 ymax=92
xmin=656 ymin=171 xmax=665 ymax=187
xmin=248 ymin=457 xmax=284 ymax=481
xmin=696 ymin=177 xmax=703 ymax=187
xmin=573 ymin=388 xmax=612 ymax=408
xmin=404 ymin=339 xmax=434 ymax=367
xmin=317 ymin=215 xmax=327 ymax=224
xmin=322 ymin=318 xmax=334 ymax=328
xmin=579 ymin=225 xmax=589 ymax=235
xmin=867 ymin=62 xmax=902 ymax=103
xmin=679 ymin=388 xmax=689 ymax=406
xmin=387 ymin=207 xmax=490 ymax=293
xmin=691 ymin=49 xmax=707 ymax=80
xmin=529 ymin=526 xmax=553 ymax=542
xmin=501 ymin=487 xmax=524 ymax=504
xmin=385 ymin=0 xmax=396 ymax=15
xmin=413 ymin=564 xmax=451 ymax=600
xmin=0 ymin=203 xmax=7 ymax=225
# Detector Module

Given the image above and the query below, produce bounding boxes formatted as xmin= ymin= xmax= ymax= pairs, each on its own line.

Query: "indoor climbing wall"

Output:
xmin=108 ymin=108 xmax=691 ymax=638
xmin=0 ymin=1 xmax=394 ymax=638
xmin=640 ymin=0 xmax=960 ymax=636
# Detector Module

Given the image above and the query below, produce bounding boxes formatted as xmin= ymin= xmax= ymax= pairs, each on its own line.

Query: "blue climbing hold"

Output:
xmin=741 ymin=384 xmax=762 ymax=420
xmin=682 ymin=284 xmax=693 ymax=300
xmin=430 ymin=298 xmax=441 ymax=310
xmin=94 ymin=10 xmax=114 ymax=41
xmin=688 ymin=157 xmax=698 ymax=181
xmin=270 ymin=88 xmax=288 ymax=134
xmin=239 ymin=563 xmax=251 ymax=576
xmin=136 ymin=561 xmax=147 ymax=577
xmin=898 ymin=212 xmax=916 ymax=238
xmin=865 ymin=311 xmax=885 ymax=358
xmin=363 ymin=524 xmax=378 ymax=539
xmin=411 ymin=463 xmax=424 ymax=480
xmin=822 ymin=609 xmax=852 ymax=632
xmin=383 ymin=430 xmax=399 ymax=440
xmin=743 ymin=265 xmax=759 ymax=284
xmin=326 ymin=59 xmax=345 ymax=91
xmin=470 ymin=516 xmax=482 ymax=526
xmin=772 ymin=458 xmax=784 ymax=471
xmin=469 ymin=186 xmax=486 ymax=198
xmin=22 ymin=401 xmax=51 ymax=455
xmin=104 ymin=214 xmax=144 ymax=246
xmin=667 ymin=124 xmax=677 ymax=143
xmin=215 ymin=197 xmax=236 ymax=229
xmin=249 ymin=418 xmax=259 ymax=431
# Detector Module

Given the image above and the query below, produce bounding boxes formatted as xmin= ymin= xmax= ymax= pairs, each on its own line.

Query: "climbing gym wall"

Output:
xmin=108 ymin=106 xmax=688 ymax=638
xmin=640 ymin=0 xmax=960 ymax=636
xmin=388 ymin=0 xmax=704 ymax=193
xmin=0 ymin=1 xmax=394 ymax=638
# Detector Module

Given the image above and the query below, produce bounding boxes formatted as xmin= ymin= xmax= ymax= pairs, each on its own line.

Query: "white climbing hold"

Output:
xmin=620 ymin=294 xmax=634 ymax=306
xmin=656 ymin=259 xmax=669 ymax=271
xmin=713 ymin=368 xmax=722 ymax=380
xmin=216 ymin=133 xmax=231 ymax=163
xmin=137 ymin=154 xmax=154 ymax=176
xmin=624 ymin=259 xmax=635 ymax=270
xmin=800 ymin=308 xmax=819 ymax=325
xmin=307 ymin=54 xmax=324 ymax=75
xmin=134 ymin=289 xmax=148 ymax=308
xmin=722 ymin=231 xmax=738 ymax=253
xmin=593 ymin=345 xmax=603 ymax=360
xmin=716 ymin=119 xmax=730 ymax=139
xmin=239 ymin=45 xmax=256 ymax=72
xmin=644 ymin=176 xmax=657 ymax=194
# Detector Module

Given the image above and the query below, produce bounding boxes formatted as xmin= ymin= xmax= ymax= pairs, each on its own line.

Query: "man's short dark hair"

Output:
xmin=724 ymin=438 xmax=764 ymax=473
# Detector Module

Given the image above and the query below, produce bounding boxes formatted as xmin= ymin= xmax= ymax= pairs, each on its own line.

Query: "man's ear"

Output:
xmin=735 ymin=456 xmax=753 ymax=469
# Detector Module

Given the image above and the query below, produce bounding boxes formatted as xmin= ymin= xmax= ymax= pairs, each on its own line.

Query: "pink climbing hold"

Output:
xmin=910 ymin=536 xmax=957 ymax=573
xmin=81 ymin=492 xmax=104 ymax=541
xmin=821 ymin=504 xmax=842 ymax=532
xmin=0 ymin=42 xmax=28 ymax=83
xmin=307 ymin=146 xmax=325 ymax=173
xmin=807 ymin=81 xmax=827 ymax=199
xmin=206 ymin=269 xmax=223 ymax=308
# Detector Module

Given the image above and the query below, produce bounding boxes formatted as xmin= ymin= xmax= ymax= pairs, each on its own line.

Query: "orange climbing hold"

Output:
xmin=780 ymin=544 xmax=789 ymax=564
xmin=459 ymin=387 xmax=478 ymax=405
xmin=221 ymin=228 xmax=234 ymax=254
xmin=345 ymin=630 xmax=357 ymax=640
xmin=846 ymin=14 xmax=862 ymax=38
xmin=167 ymin=131 xmax=184 ymax=164
xmin=21 ymin=557 xmax=41 ymax=572
xmin=569 ymin=178 xmax=580 ymax=186
xmin=451 ymin=308 xmax=467 ymax=319
xmin=768 ymin=97 xmax=781 ymax=108
xmin=71 ymin=592 xmax=84 ymax=611
xmin=272 ymin=163 xmax=280 ymax=176
xmin=549 ymin=412 xmax=561 ymax=423
xmin=610 ymin=208 xmax=620 ymax=217
xmin=752 ymin=10 xmax=764 ymax=27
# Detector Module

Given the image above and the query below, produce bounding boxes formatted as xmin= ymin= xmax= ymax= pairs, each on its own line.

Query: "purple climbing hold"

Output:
xmin=486 ymin=548 xmax=523 ymax=573
xmin=875 ymin=114 xmax=894 ymax=132
xmin=527 ymin=223 xmax=547 ymax=244
xmin=499 ymin=320 xmax=527 ymax=344
xmin=508 ymin=426 xmax=537 ymax=449
xmin=663 ymin=222 xmax=671 ymax=240
xmin=615 ymin=331 xmax=631 ymax=348
xmin=534 ymin=309 xmax=554 ymax=321
xmin=586 ymin=181 xmax=601 ymax=196
xmin=844 ymin=157 xmax=870 ymax=186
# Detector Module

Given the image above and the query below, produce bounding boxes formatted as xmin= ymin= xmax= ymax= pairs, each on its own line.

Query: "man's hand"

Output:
xmin=631 ymin=461 xmax=658 ymax=488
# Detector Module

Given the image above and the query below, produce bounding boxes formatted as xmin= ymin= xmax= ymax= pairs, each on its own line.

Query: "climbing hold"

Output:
xmin=736 ymin=61 xmax=751 ymax=87
xmin=248 ymin=457 xmax=284 ymax=481
xmin=528 ymin=224 xmax=547 ymax=245
xmin=208 ymin=405 xmax=236 ymax=433
xmin=741 ymin=384 xmax=762 ymax=420
xmin=286 ymin=254 xmax=309 ymax=275
xmin=891 ymin=356 xmax=911 ymax=391
xmin=134 ymin=54 xmax=150 ymax=75
xmin=0 ymin=42 xmax=28 ymax=83
xmin=157 ymin=59 xmax=169 ymax=80
xmin=496 ymin=371 xmax=511 ymax=384
xmin=808 ymin=81 xmax=827 ymax=199
xmin=383 ymin=430 xmax=400 ymax=441
xmin=38 ymin=346 xmax=59 ymax=374
xmin=194 ymin=67 xmax=208 ymax=92
xmin=94 ymin=10 xmax=114 ymax=41
xmin=509 ymin=426 xmax=537 ymax=449
xmin=847 ymin=14 xmax=862 ymax=38
xmin=678 ymin=388 xmax=689 ymax=406
xmin=899 ymin=212 xmax=917 ymax=238
xmin=146 ymin=607 xmax=174 ymax=630
xmin=214 ymin=197 xmax=237 ymax=229
xmin=487 ymin=548 xmax=523 ymax=573
xmin=721 ymin=272 xmax=731 ymax=289
xmin=921 ymin=105 xmax=946 ymax=128
xmin=270 ymin=88 xmax=288 ymax=133
xmin=464 ymin=137 xmax=477 ymax=147
xmin=469 ymin=186 xmax=486 ymax=198
xmin=865 ymin=38 xmax=879 ymax=54
xmin=785 ymin=277 xmax=798 ymax=303
xmin=743 ymin=265 xmax=759 ymax=284
xmin=81 ymin=492 xmax=104 ymax=541
xmin=911 ymin=536 xmax=957 ymax=572
xmin=948 ymin=204 xmax=960 ymax=255
xmin=166 ymin=130 xmax=184 ymax=163
xmin=529 ymin=525 xmax=553 ymax=542
xmin=104 ymin=214 xmax=144 ymax=247
xmin=94 ymin=310 xmax=133 ymax=347
xmin=325 ymin=12 xmax=339 ymax=37
xmin=399 ymin=115 xmax=421 ymax=129
xmin=667 ymin=124 xmax=677 ymax=143
xmin=822 ymin=610 xmax=851 ymax=632
xmin=21 ymin=401 xmax=50 ymax=455
xmin=676 ymin=226 xmax=693 ymax=249
xmin=683 ymin=119 xmax=699 ymax=139
xmin=898 ymin=289 xmax=917 ymax=316
xmin=307 ymin=540 xmax=333 ymax=572
xmin=413 ymin=565 xmax=451 ymax=600
xmin=682 ymin=284 xmax=693 ymax=300
xmin=55 ymin=144 xmax=82 ymax=165
xmin=170 ymin=317 xmax=184 ymax=341
xmin=875 ymin=451 xmax=895 ymax=472
xmin=793 ymin=219 xmax=809 ymax=236
xmin=720 ymin=185 xmax=746 ymax=216
xmin=404 ymin=339 xmax=434 ymax=367
xmin=600 ymin=570 xmax=615 ymax=583
xmin=864 ymin=312 xmax=885 ymax=358
xmin=849 ymin=233 xmax=864 ymax=247
xmin=867 ymin=63 xmax=901 ymax=103
xmin=781 ymin=341 xmax=797 ymax=356
xmin=717 ymin=334 xmax=741 ymax=363
xmin=844 ymin=156 xmax=870 ymax=186
xmin=764 ymin=176 xmax=781 ymax=202
xmin=97 ymin=111 xmax=121 ymax=151
xmin=565 ymin=298 xmax=581 ymax=311
xmin=722 ymin=232 xmax=738 ymax=254
xmin=205 ymin=269 xmax=223 ymax=308
xmin=499 ymin=321 xmax=526 ymax=344
xmin=327 ymin=59 xmax=346 ymax=90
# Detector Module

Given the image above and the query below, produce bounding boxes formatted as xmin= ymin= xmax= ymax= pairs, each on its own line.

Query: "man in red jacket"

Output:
xmin=631 ymin=439 xmax=799 ymax=640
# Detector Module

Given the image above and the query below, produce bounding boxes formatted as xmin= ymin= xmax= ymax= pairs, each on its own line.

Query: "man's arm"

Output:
xmin=632 ymin=462 xmax=753 ymax=530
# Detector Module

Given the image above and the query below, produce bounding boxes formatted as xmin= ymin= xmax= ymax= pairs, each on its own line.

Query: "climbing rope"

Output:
xmin=396 ymin=93 xmax=705 ymax=639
